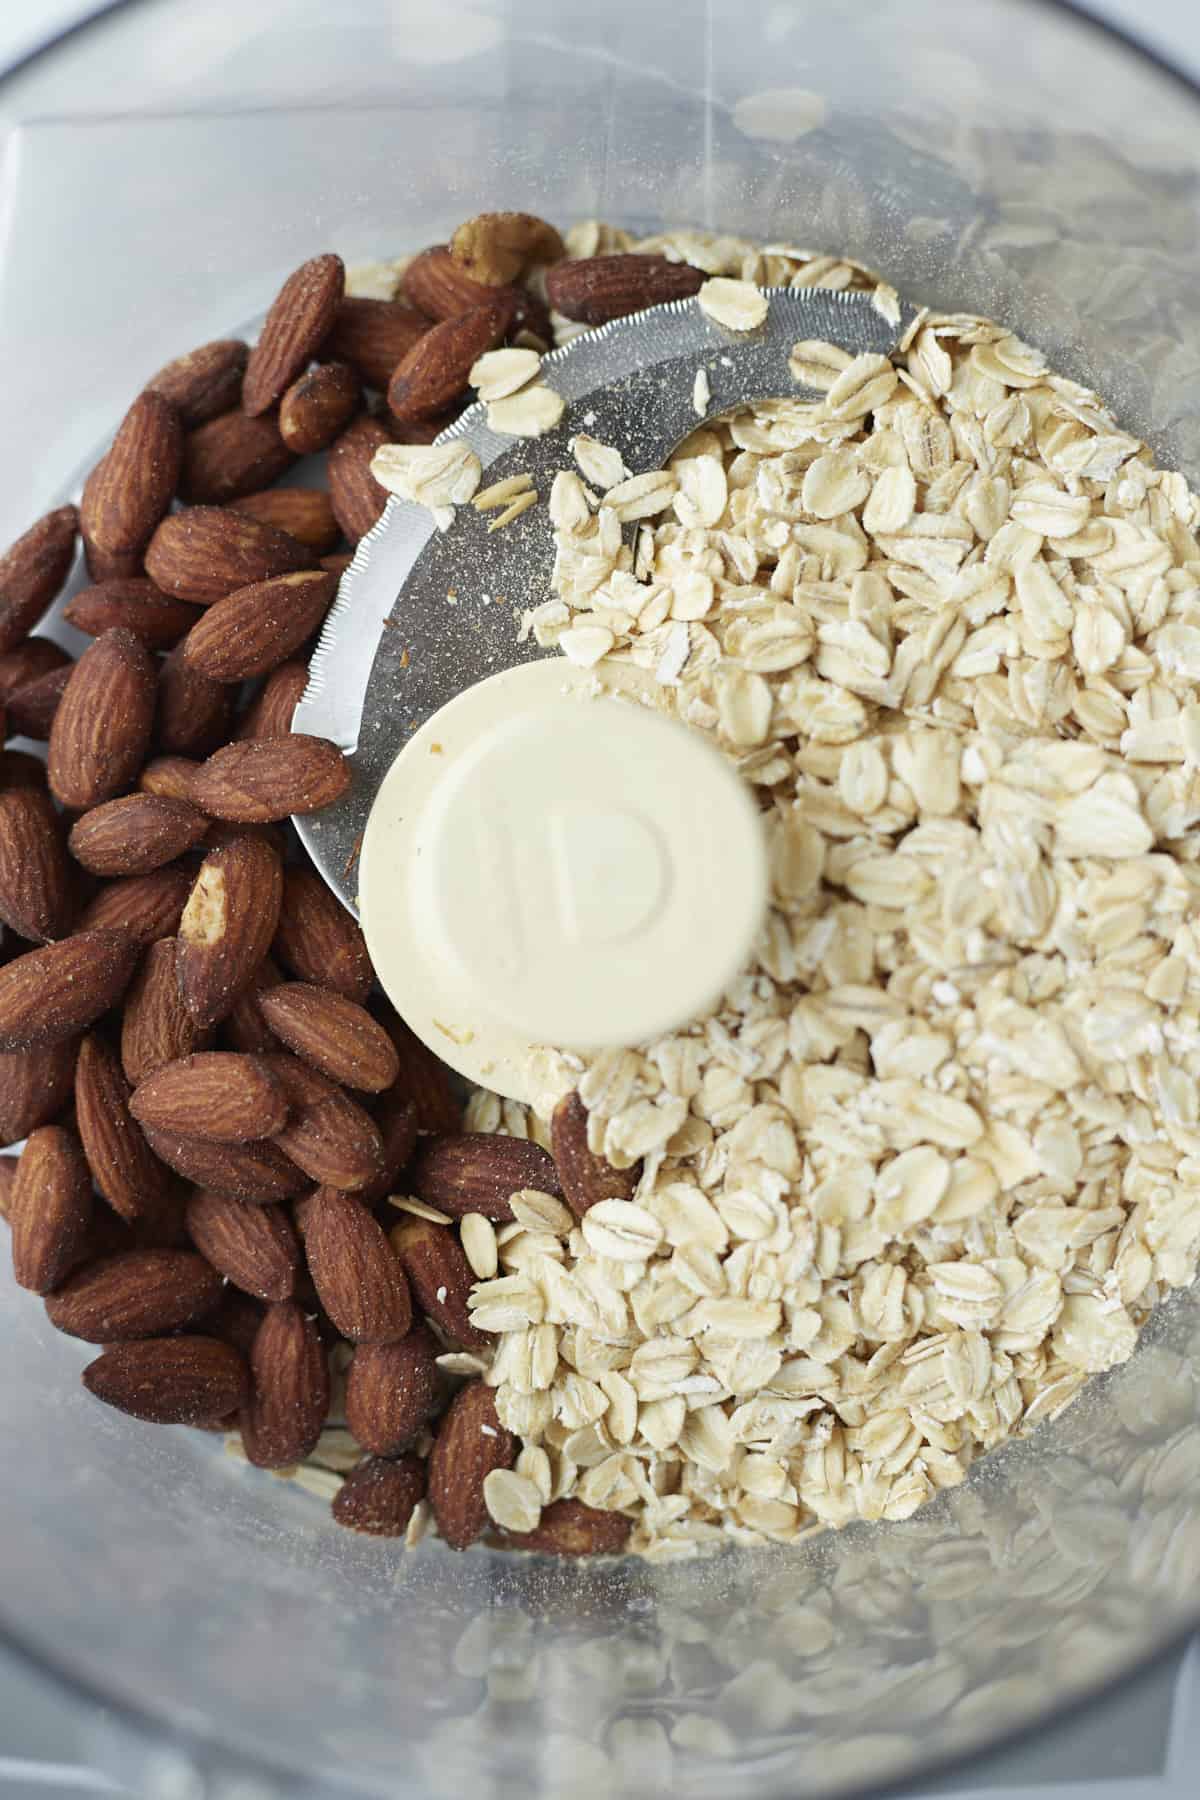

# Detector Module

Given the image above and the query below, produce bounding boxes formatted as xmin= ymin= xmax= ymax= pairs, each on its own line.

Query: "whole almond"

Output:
xmin=0 ymin=785 xmax=74 ymax=941
xmin=7 ymin=664 xmax=72 ymax=739
xmin=322 ymin=299 xmax=429 ymax=390
xmin=45 ymin=1247 xmax=222 ymax=1342
xmin=504 ymin=1498 xmax=631 ymax=1557
xmin=259 ymin=983 xmax=397 ymax=1093
xmin=121 ymin=938 xmax=213 ymax=1084
xmin=428 ymin=1380 xmax=515 ymax=1551
xmin=130 ymin=1051 xmax=289 ymax=1143
xmin=80 ymin=392 xmax=183 ymax=559
xmin=138 ymin=756 xmax=200 ymax=803
xmin=185 ymin=1188 xmax=299 ymax=1302
xmin=64 ymin=579 xmax=201 ymax=650
xmin=0 ymin=506 xmax=79 ymax=654
xmin=47 ymin=628 xmax=157 ymax=810
xmin=411 ymin=1133 xmax=562 ymax=1221
xmin=551 ymin=1090 xmax=639 ymax=1218
xmin=332 ymin=1453 xmax=425 ymax=1537
xmin=0 ymin=637 xmax=71 ymax=702
xmin=75 ymin=1032 xmax=173 ymax=1223
xmin=278 ymin=362 xmax=362 ymax=454
xmin=265 ymin=1052 xmax=384 ymax=1192
xmin=546 ymin=253 xmax=706 ymax=324
xmin=239 ymin=1299 xmax=330 ymax=1467
xmin=222 ymin=953 xmax=284 ymax=1055
xmin=141 ymin=1125 xmax=306 ymax=1204
xmin=301 ymin=1186 xmax=411 ymax=1343
xmin=387 ymin=301 xmax=512 ymax=423
xmin=377 ymin=1010 xmax=461 ymax=1135
xmin=401 ymin=249 xmax=553 ymax=345
xmin=82 ymin=1335 xmax=248 ymax=1424
xmin=0 ymin=1040 xmax=77 ymax=1146
xmin=177 ymin=835 xmax=283 ymax=1028
xmin=76 ymin=866 xmax=192 ymax=944
xmin=191 ymin=736 xmax=350 ymax=823
xmin=389 ymin=1217 xmax=487 ymax=1349
xmin=180 ymin=570 xmax=336 ymax=684
xmin=327 ymin=415 xmax=392 ymax=544
xmin=234 ymin=661 xmax=309 ymax=743
xmin=145 ymin=339 xmax=249 ymax=426
xmin=156 ymin=644 xmax=237 ymax=757
xmin=228 ymin=488 xmax=340 ymax=555
xmin=243 ymin=254 xmax=345 ymax=416
xmin=69 ymin=794 xmax=207 ymax=877
xmin=356 ymin=1090 xmax=419 ymax=1205
xmin=145 ymin=506 xmax=309 ymax=603
xmin=0 ymin=929 xmax=138 ymax=1052
xmin=180 ymin=411 xmax=295 ymax=504
xmin=273 ymin=865 xmax=371 ymax=1002
xmin=345 ymin=1326 xmax=440 ymax=1455
xmin=10 ymin=1124 xmax=93 ymax=1293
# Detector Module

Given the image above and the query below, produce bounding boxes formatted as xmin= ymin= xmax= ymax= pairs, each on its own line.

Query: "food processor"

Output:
xmin=3 ymin=2 xmax=1200 ymax=1796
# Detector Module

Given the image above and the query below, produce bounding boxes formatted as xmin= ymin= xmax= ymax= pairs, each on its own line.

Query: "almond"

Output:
xmin=222 ymin=953 xmax=284 ymax=1054
xmin=545 ymin=253 xmax=706 ymax=323
xmin=322 ymin=299 xmax=429 ymax=390
xmin=278 ymin=362 xmax=362 ymax=455
xmin=427 ymin=1380 xmax=515 ymax=1550
xmin=145 ymin=339 xmax=249 ymax=426
xmin=180 ymin=570 xmax=336 ymax=684
xmin=180 ymin=411 xmax=295 ymax=504
xmin=0 ymin=748 xmax=49 ymax=790
xmin=239 ymin=1299 xmax=330 ymax=1467
xmin=504 ymin=1498 xmax=631 ymax=1557
xmin=450 ymin=211 xmax=564 ymax=285
xmin=327 ymin=415 xmax=392 ymax=544
xmin=228 ymin=487 xmax=340 ymax=555
xmin=382 ymin=410 xmax=461 ymax=446
xmin=345 ymin=1325 xmax=440 ymax=1455
xmin=272 ymin=865 xmax=372 ymax=1002
xmin=0 ymin=506 xmax=79 ymax=654
xmin=68 ymin=794 xmax=208 ymax=877
xmin=258 ymin=983 xmax=397 ymax=1093
xmin=300 ymin=1186 xmax=411 ymax=1343
xmin=75 ymin=1032 xmax=173 ymax=1223
xmin=177 ymin=835 xmax=283 ymax=1027
xmin=402 ymin=245 xmax=550 ymax=332
xmin=0 ymin=1152 xmax=16 ymax=1218
xmin=47 ymin=628 xmax=157 ymax=810
xmin=82 ymin=1335 xmax=248 ymax=1424
xmin=0 ymin=1040 xmax=77 ymax=1146
xmin=377 ymin=1010 xmax=461 ymax=1134
xmin=76 ymin=866 xmax=192 ymax=944
xmin=205 ymin=1286 xmax=266 ymax=1357
xmin=356 ymin=1090 xmax=419 ymax=1205
xmin=80 ymin=392 xmax=183 ymax=559
xmin=141 ymin=1125 xmax=306 ymax=1204
xmin=138 ymin=756 xmax=200 ymax=803
xmin=185 ymin=1188 xmax=299 ymax=1302
xmin=81 ymin=541 xmax=144 ymax=585
xmin=389 ymin=1216 xmax=487 ymax=1349
xmin=234 ymin=661 xmax=310 ymax=742
xmin=9 ymin=1124 xmax=93 ymax=1293
xmin=332 ymin=1453 xmax=425 ymax=1536
xmin=144 ymin=506 xmax=309 ymax=603
xmin=0 ymin=637 xmax=71 ymax=702
xmin=0 ymin=785 xmax=75 ymax=941
xmin=121 ymin=938 xmax=213 ymax=1084
xmin=551 ymin=1090 xmax=640 ymax=1217
xmin=45 ymin=1247 xmax=222 ymax=1342
xmin=191 ymin=736 xmax=350 ymax=822
xmin=156 ymin=644 xmax=237 ymax=756
xmin=0 ymin=930 xmax=137 ymax=1052
xmin=7 ymin=664 xmax=71 ymax=739
xmin=411 ymin=1133 xmax=561 ymax=1221
xmin=130 ymin=1051 xmax=289 ymax=1143
xmin=320 ymin=551 xmax=353 ymax=577
xmin=387 ymin=300 xmax=512 ymax=423
xmin=64 ymin=579 xmax=201 ymax=650
xmin=243 ymin=254 xmax=345 ymax=416
xmin=265 ymin=1052 xmax=384 ymax=1192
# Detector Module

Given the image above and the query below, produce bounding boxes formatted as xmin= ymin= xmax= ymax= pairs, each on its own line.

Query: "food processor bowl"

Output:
xmin=2 ymin=2 xmax=1200 ymax=1795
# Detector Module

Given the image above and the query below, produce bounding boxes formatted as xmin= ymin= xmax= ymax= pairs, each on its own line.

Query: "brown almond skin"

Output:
xmin=80 ymin=392 xmax=183 ymax=558
xmin=505 ymin=1498 xmax=631 ymax=1557
xmin=76 ymin=866 xmax=192 ymax=945
xmin=411 ymin=1133 xmax=562 ymax=1221
xmin=301 ymin=1187 xmax=411 ymax=1343
xmin=145 ymin=339 xmax=249 ymax=427
xmin=390 ymin=1217 xmax=487 ymax=1349
xmin=278 ymin=362 xmax=362 ymax=455
xmin=0 ymin=930 xmax=138 ymax=1052
xmin=546 ymin=253 xmax=707 ymax=323
xmin=322 ymin=300 xmax=429 ymax=391
xmin=551 ymin=1090 xmax=639 ymax=1218
xmin=376 ymin=1009 xmax=461 ymax=1135
xmin=180 ymin=570 xmax=336 ymax=685
xmin=332 ymin=1453 xmax=425 ymax=1537
xmin=184 ymin=1188 xmax=299 ymax=1302
xmin=239 ymin=1299 xmax=331 ymax=1466
xmin=0 ymin=637 xmax=71 ymax=702
xmin=75 ymin=1032 xmax=173 ymax=1223
xmin=130 ymin=1052 xmax=289 ymax=1144
xmin=265 ymin=1052 xmax=384 ymax=1192
xmin=320 ymin=552 xmax=353 ymax=577
xmin=243 ymin=254 xmax=345 ymax=416
xmin=191 ymin=736 xmax=350 ymax=823
xmin=205 ymin=1287 xmax=266 ymax=1357
xmin=221 ymin=953 xmax=284 ymax=1055
xmin=234 ymin=661 xmax=309 ymax=743
xmin=327 ymin=415 xmax=393 ymax=544
xmin=82 ymin=1335 xmax=248 ymax=1425
xmin=0 ymin=785 xmax=75 ymax=941
xmin=387 ymin=300 xmax=512 ymax=422
xmin=81 ymin=539 xmax=144 ymax=585
xmin=7 ymin=664 xmax=72 ymax=740
xmin=0 ymin=506 xmax=79 ymax=654
xmin=45 ymin=1248 xmax=222 ymax=1342
xmin=401 ymin=246 xmax=551 ymax=341
xmin=180 ymin=411 xmax=295 ymax=504
xmin=140 ymin=1125 xmax=306 ymax=1204
xmin=0 ymin=749 xmax=49 ymax=791
xmin=156 ymin=645 xmax=237 ymax=757
xmin=228 ymin=488 xmax=340 ymax=555
xmin=10 ymin=1124 xmax=93 ymax=1293
xmin=0 ymin=1040 xmax=77 ymax=1146
xmin=138 ymin=756 xmax=200 ymax=804
xmin=121 ymin=938 xmax=213 ymax=1085
xmin=48 ymin=628 xmax=157 ymax=810
xmin=273 ymin=865 xmax=371 ymax=1002
xmin=144 ymin=506 xmax=310 ymax=604
xmin=259 ymin=983 xmax=398 ymax=1093
xmin=0 ymin=1152 xmax=16 ymax=1219
xmin=428 ymin=1381 xmax=515 ymax=1551
xmin=68 ymin=794 xmax=208 ymax=877
xmin=345 ymin=1326 xmax=440 ymax=1456
xmin=176 ymin=835 xmax=284 ymax=1028
xmin=356 ymin=1091 xmax=419 ymax=1205
xmin=64 ymin=579 xmax=201 ymax=650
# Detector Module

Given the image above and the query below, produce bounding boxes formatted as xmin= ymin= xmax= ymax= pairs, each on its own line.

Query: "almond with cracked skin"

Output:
xmin=300 ymin=1186 xmax=411 ymax=1343
xmin=345 ymin=1325 xmax=440 ymax=1456
xmin=265 ymin=1052 xmax=384 ymax=1192
xmin=6 ymin=664 xmax=71 ymax=740
xmin=327 ymin=415 xmax=392 ymax=544
xmin=428 ymin=1380 xmax=515 ymax=1550
xmin=45 ymin=1248 xmax=223 ymax=1342
xmin=546 ymin=253 xmax=706 ymax=324
xmin=145 ymin=506 xmax=309 ymax=603
xmin=239 ymin=1299 xmax=330 ymax=1467
xmin=68 ymin=794 xmax=208 ymax=877
xmin=228 ymin=487 xmax=340 ymax=555
xmin=80 ymin=391 xmax=183 ymax=561
xmin=191 ymin=735 xmax=350 ymax=822
xmin=180 ymin=410 xmax=295 ymax=504
xmin=259 ymin=983 xmax=397 ymax=1093
xmin=130 ymin=1051 xmax=289 ymax=1143
xmin=156 ymin=644 xmax=237 ymax=757
xmin=551 ymin=1090 xmax=640 ymax=1217
xmin=145 ymin=339 xmax=249 ymax=426
xmin=176 ymin=835 xmax=283 ymax=1028
xmin=322 ymin=299 xmax=429 ymax=390
xmin=504 ymin=1498 xmax=631 ymax=1556
xmin=140 ymin=1125 xmax=306 ymax=1205
xmin=121 ymin=938 xmax=213 ymax=1085
xmin=389 ymin=1216 xmax=487 ymax=1349
xmin=0 ymin=1040 xmax=77 ymax=1147
xmin=10 ymin=1124 xmax=93 ymax=1293
xmin=234 ymin=660 xmax=309 ymax=743
xmin=47 ymin=628 xmax=157 ymax=809
xmin=332 ymin=1453 xmax=425 ymax=1537
xmin=75 ymin=1032 xmax=173 ymax=1223
xmin=272 ymin=865 xmax=372 ymax=1002
xmin=184 ymin=1187 xmax=299 ymax=1302
xmin=376 ymin=1009 xmax=461 ymax=1134
xmin=82 ymin=1335 xmax=248 ymax=1425
xmin=64 ymin=579 xmax=201 ymax=650
xmin=0 ymin=930 xmax=138 ymax=1052
xmin=411 ymin=1132 xmax=562 ymax=1221
xmin=278 ymin=361 xmax=362 ymax=454
xmin=0 ymin=784 xmax=75 ymax=942
xmin=0 ymin=506 xmax=79 ymax=655
xmin=387 ymin=300 xmax=512 ymax=423
xmin=449 ymin=211 xmax=564 ymax=285
xmin=76 ymin=866 xmax=192 ymax=944
xmin=243 ymin=253 xmax=345 ymax=416
xmin=180 ymin=570 xmax=336 ymax=684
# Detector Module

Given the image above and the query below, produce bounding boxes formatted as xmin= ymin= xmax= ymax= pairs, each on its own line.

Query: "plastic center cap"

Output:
xmin=550 ymin=808 xmax=669 ymax=946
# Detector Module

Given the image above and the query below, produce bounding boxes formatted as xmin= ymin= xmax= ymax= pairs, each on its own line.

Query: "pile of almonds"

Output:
xmin=0 ymin=210 xmax=685 ymax=1555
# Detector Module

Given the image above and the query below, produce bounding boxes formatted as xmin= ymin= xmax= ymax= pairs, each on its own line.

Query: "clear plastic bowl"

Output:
xmin=3 ymin=3 xmax=1200 ymax=1796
